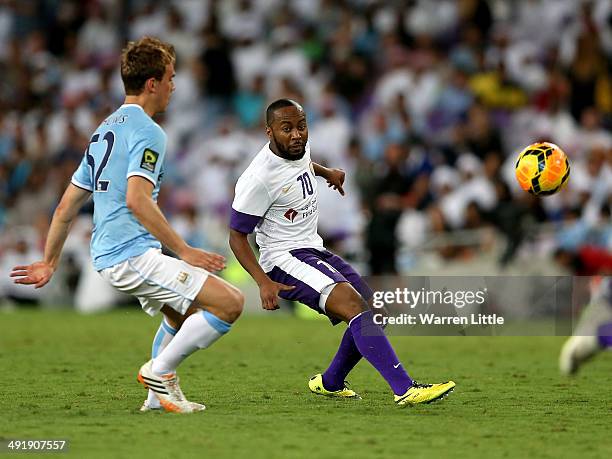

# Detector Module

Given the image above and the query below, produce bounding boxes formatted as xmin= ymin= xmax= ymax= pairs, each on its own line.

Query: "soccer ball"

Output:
xmin=515 ymin=142 xmax=570 ymax=195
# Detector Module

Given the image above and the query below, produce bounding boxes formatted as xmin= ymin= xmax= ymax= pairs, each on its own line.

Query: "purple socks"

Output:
xmin=323 ymin=310 xmax=413 ymax=396
xmin=322 ymin=327 xmax=363 ymax=391
xmin=597 ymin=322 xmax=612 ymax=348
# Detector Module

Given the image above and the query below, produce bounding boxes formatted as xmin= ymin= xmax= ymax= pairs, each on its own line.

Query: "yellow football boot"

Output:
xmin=394 ymin=381 xmax=456 ymax=407
xmin=308 ymin=374 xmax=361 ymax=399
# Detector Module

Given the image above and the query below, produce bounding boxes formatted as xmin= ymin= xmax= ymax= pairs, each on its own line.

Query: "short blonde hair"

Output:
xmin=120 ymin=37 xmax=175 ymax=95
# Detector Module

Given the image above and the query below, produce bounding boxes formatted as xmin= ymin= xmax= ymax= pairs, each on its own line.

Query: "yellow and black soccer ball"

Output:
xmin=515 ymin=142 xmax=570 ymax=195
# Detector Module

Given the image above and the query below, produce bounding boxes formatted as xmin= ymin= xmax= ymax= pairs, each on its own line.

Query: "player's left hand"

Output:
xmin=325 ymin=168 xmax=345 ymax=196
xmin=10 ymin=261 xmax=54 ymax=289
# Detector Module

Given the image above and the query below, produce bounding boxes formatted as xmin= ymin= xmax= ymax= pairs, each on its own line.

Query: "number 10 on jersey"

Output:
xmin=297 ymin=172 xmax=313 ymax=199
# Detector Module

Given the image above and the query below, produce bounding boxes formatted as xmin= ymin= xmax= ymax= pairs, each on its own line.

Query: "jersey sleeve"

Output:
xmin=230 ymin=174 xmax=271 ymax=234
xmin=127 ymin=124 xmax=166 ymax=185
xmin=71 ymin=154 xmax=93 ymax=192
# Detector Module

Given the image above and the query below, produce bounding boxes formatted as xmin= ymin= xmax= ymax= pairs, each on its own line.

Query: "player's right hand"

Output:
xmin=259 ymin=280 xmax=295 ymax=310
xmin=179 ymin=246 xmax=226 ymax=272
xmin=10 ymin=261 xmax=54 ymax=289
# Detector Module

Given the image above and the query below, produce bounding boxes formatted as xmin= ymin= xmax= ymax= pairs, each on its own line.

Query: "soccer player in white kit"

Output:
xmin=10 ymin=37 xmax=244 ymax=413
xmin=229 ymin=99 xmax=455 ymax=406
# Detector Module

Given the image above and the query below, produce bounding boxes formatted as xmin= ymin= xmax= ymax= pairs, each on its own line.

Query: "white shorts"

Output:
xmin=99 ymin=248 xmax=209 ymax=317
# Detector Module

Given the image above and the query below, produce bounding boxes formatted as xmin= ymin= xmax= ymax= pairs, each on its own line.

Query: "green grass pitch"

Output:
xmin=1 ymin=309 xmax=611 ymax=458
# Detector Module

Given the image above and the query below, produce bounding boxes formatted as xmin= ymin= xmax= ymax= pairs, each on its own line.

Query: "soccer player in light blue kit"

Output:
xmin=10 ymin=37 xmax=244 ymax=414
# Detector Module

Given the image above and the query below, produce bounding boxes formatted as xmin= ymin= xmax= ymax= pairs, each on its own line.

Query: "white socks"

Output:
xmin=152 ymin=310 xmax=231 ymax=375
xmin=146 ymin=319 xmax=178 ymax=408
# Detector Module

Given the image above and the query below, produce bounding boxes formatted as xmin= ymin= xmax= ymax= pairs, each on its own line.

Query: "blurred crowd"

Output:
xmin=0 ymin=0 xmax=611 ymax=306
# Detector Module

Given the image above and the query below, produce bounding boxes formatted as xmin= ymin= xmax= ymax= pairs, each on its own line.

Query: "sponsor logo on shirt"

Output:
xmin=284 ymin=208 xmax=298 ymax=222
xmin=300 ymin=197 xmax=318 ymax=218
xmin=140 ymin=148 xmax=159 ymax=173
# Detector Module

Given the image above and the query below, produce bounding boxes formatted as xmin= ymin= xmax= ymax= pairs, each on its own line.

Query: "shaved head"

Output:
xmin=266 ymin=99 xmax=304 ymax=126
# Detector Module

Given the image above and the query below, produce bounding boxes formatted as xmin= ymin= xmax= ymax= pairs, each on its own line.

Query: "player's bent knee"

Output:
xmin=212 ymin=284 xmax=244 ymax=323
xmin=194 ymin=275 xmax=244 ymax=323
xmin=345 ymin=297 xmax=367 ymax=321
xmin=325 ymin=283 xmax=367 ymax=323
xmin=226 ymin=288 xmax=244 ymax=322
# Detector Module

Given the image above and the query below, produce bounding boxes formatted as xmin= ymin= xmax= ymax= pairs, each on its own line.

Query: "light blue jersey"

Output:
xmin=71 ymin=104 xmax=166 ymax=270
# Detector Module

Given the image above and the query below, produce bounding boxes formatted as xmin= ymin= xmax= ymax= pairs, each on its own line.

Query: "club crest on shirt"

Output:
xmin=140 ymin=148 xmax=159 ymax=172
xmin=284 ymin=208 xmax=298 ymax=222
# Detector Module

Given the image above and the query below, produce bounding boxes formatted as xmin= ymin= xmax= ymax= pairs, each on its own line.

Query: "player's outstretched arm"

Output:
xmin=312 ymin=162 xmax=345 ymax=196
xmin=229 ymin=229 xmax=294 ymax=310
xmin=10 ymin=184 xmax=91 ymax=288
xmin=126 ymin=176 xmax=225 ymax=272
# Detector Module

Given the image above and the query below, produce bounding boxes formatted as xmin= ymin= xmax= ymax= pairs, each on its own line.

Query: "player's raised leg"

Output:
xmin=140 ymin=306 xmax=212 ymax=412
xmin=560 ymin=321 xmax=612 ymax=375
xmin=138 ymin=274 xmax=243 ymax=413
xmin=560 ymin=278 xmax=612 ymax=375
xmin=151 ymin=275 xmax=243 ymax=374
xmin=324 ymin=283 xmax=455 ymax=406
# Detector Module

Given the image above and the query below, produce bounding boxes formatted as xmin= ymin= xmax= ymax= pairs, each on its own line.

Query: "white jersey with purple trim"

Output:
xmin=231 ymin=142 xmax=324 ymax=272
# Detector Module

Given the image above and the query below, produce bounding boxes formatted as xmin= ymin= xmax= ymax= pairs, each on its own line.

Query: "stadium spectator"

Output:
xmin=0 ymin=0 xmax=610 ymax=306
xmin=365 ymin=143 xmax=411 ymax=274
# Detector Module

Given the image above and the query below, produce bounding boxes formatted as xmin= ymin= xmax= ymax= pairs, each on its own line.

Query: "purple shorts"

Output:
xmin=266 ymin=248 xmax=373 ymax=324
